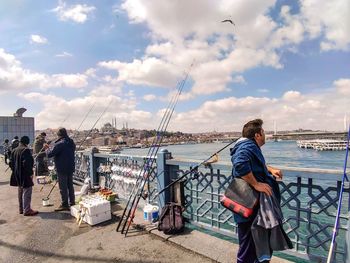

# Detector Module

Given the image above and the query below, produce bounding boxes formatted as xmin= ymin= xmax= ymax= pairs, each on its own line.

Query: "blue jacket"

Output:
xmin=230 ymin=138 xmax=280 ymax=223
xmin=46 ymin=136 xmax=76 ymax=175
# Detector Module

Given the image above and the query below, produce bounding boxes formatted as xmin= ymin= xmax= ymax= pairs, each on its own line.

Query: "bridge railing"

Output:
xmin=74 ymin=149 xmax=350 ymax=262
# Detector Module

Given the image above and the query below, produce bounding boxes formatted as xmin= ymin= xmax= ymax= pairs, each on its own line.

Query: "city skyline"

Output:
xmin=0 ymin=1 xmax=349 ymax=133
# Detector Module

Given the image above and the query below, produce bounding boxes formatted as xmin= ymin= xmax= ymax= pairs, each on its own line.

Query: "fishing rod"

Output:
xmin=153 ymin=139 xmax=236 ymax=201
xmin=116 ymin=71 xmax=189 ymax=233
xmin=76 ymin=100 xmax=113 ymax=151
xmin=117 ymin=63 xmax=194 ymax=235
xmin=326 ymin=125 xmax=350 ymax=263
xmin=59 ymin=112 xmax=71 ymax=127
xmin=72 ymin=103 xmax=96 ymax=139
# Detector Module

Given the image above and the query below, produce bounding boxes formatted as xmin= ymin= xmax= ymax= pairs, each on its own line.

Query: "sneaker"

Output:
xmin=19 ymin=210 xmax=23 ymax=214
xmin=24 ymin=209 xmax=39 ymax=216
xmin=54 ymin=205 xmax=70 ymax=212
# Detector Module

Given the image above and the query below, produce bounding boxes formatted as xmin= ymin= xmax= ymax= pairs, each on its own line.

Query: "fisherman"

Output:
xmin=11 ymin=136 xmax=20 ymax=151
xmin=44 ymin=128 xmax=76 ymax=211
xmin=230 ymin=119 xmax=289 ymax=263
xmin=3 ymin=139 xmax=10 ymax=165
xmin=9 ymin=136 xmax=39 ymax=216
xmin=33 ymin=132 xmax=48 ymax=176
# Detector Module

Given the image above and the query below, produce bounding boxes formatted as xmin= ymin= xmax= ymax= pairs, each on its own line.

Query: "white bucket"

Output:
xmin=143 ymin=204 xmax=153 ymax=222
xmin=42 ymin=198 xmax=50 ymax=207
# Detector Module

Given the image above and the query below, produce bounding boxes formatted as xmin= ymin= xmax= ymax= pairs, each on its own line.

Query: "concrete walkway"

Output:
xmin=0 ymin=159 xmax=293 ymax=263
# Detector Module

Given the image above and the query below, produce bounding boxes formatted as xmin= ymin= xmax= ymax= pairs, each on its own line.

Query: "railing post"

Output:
xmin=88 ymin=147 xmax=99 ymax=187
xmin=156 ymin=149 xmax=178 ymax=208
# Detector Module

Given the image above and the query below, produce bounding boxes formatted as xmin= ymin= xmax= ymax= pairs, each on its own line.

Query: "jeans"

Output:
xmin=18 ymin=186 xmax=32 ymax=213
xmin=57 ymin=173 xmax=75 ymax=206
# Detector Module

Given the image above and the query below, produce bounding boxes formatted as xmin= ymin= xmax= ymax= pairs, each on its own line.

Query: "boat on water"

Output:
xmin=297 ymin=139 xmax=347 ymax=151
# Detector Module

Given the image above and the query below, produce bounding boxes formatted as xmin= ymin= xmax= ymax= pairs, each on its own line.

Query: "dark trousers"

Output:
xmin=237 ymin=220 xmax=270 ymax=263
xmin=57 ymin=173 xmax=75 ymax=206
xmin=35 ymin=156 xmax=48 ymax=176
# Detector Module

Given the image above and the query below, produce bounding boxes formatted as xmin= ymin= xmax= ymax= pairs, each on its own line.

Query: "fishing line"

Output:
xmin=326 ymin=125 xmax=350 ymax=263
xmin=116 ymin=62 xmax=194 ymax=235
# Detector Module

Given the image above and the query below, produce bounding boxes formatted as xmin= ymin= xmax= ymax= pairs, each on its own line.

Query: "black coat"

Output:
xmin=46 ymin=136 xmax=76 ymax=175
xmin=10 ymin=145 xmax=34 ymax=188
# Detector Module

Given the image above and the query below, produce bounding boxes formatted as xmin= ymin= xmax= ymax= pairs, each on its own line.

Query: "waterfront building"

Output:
xmin=0 ymin=108 xmax=34 ymax=147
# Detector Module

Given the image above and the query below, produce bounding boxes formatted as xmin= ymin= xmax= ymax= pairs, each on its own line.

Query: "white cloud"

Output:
xmin=52 ymin=1 xmax=95 ymax=24
xmin=334 ymin=78 xmax=350 ymax=95
xmin=300 ymin=0 xmax=350 ymax=51
xmin=19 ymin=92 xmax=154 ymax=130
xmin=168 ymin=78 xmax=350 ymax=132
xmin=143 ymin=94 xmax=156 ymax=101
xmin=30 ymin=34 xmax=48 ymax=44
xmin=55 ymin=51 xmax=73 ymax=57
xmin=0 ymin=49 xmax=88 ymax=91
xmin=98 ymin=58 xmax=181 ymax=88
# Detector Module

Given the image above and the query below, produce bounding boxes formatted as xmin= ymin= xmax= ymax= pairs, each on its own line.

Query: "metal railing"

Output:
xmin=74 ymin=149 xmax=350 ymax=262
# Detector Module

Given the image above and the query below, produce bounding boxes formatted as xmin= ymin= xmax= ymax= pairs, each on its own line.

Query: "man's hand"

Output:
xmin=43 ymin=143 xmax=50 ymax=150
xmin=268 ymin=166 xmax=283 ymax=180
xmin=241 ymin=171 xmax=273 ymax=196
xmin=253 ymin=182 xmax=272 ymax=196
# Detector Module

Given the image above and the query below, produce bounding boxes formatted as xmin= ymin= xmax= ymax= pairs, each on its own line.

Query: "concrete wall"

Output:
xmin=0 ymin=116 xmax=35 ymax=146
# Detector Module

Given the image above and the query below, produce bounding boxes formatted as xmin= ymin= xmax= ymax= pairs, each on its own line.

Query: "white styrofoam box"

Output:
xmin=82 ymin=211 xmax=111 ymax=226
xmin=79 ymin=198 xmax=111 ymax=216
xmin=70 ymin=205 xmax=81 ymax=219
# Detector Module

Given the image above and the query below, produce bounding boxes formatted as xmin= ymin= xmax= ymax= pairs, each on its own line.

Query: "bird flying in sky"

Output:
xmin=221 ymin=19 xmax=235 ymax=25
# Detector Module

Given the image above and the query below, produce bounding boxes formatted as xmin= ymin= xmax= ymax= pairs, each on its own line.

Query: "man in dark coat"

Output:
xmin=33 ymin=132 xmax=48 ymax=176
xmin=10 ymin=136 xmax=39 ymax=216
xmin=45 ymin=128 xmax=76 ymax=211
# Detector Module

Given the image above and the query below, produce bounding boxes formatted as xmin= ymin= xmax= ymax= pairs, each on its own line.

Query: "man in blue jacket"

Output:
xmin=230 ymin=119 xmax=283 ymax=263
xmin=45 ymin=128 xmax=76 ymax=211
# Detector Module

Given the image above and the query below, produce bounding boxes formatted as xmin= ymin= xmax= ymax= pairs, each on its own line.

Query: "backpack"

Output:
xmin=158 ymin=203 xmax=185 ymax=235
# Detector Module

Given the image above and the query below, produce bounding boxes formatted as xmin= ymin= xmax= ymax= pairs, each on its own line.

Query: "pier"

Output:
xmin=0 ymin=157 xmax=291 ymax=263
xmin=1 ymin=149 xmax=349 ymax=262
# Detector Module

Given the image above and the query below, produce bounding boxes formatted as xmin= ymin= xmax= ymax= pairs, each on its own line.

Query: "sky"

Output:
xmin=0 ymin=0 xmax=349 ymax=133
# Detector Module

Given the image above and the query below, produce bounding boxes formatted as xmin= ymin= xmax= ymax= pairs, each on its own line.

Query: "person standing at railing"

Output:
xmin=33 ymin=132 xmax=49 ymax=176
xmin=44 ymin=128 xmax=76 ymax=211
xmin=231 ymin=119 xmax=289 ymax=263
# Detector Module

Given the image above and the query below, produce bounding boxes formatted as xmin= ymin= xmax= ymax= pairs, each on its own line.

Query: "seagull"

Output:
xmin=221 ymin=19 xmax=235 ymax=25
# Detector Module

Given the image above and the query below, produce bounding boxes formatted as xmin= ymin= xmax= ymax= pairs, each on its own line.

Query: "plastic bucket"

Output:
xmin=151 ymin=205 xmax=159 ymax=221
xmin=42 ymin=198 xmax=50 ymax=206
xmin=143 ymin=204 xmax=153 ymax=222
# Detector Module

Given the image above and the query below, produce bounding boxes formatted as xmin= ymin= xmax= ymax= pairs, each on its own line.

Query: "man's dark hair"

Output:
xmin=4 ymin=139 xmax=9 ymax=143
xmin=57 ymin=127 xmax=68 ymax=137
xmin=242 ymin=119 xmax=263 ymax=139
xmin=40 ymin=132 xmax=46 ymax=136
xmin=20 ymin=136 xmax=30 ymax=145
xmin=14 ymin=136 xmax=19 ymax=140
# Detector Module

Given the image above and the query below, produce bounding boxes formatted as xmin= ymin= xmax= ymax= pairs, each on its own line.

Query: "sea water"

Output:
xmin=122 ymin=140 xmax=347 ymax=170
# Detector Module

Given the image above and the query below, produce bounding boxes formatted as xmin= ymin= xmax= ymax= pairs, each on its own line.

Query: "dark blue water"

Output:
xmin=122 ymin=140 xmax=347 ymax=170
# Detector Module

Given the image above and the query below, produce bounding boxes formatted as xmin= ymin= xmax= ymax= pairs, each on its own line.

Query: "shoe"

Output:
xmin=24 ymin=209 xmax=39 ymax=216
xmin=19 ymin=211 xmax=23 ymax=214
xmin=54 ymin=205 xmax=70 ymax=212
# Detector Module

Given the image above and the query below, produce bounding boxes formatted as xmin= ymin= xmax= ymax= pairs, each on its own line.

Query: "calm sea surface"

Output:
xmin=122 ymin=140 xmax=347 ymax=170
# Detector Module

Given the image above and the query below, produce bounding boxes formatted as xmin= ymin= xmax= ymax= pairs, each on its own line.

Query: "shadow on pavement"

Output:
xmin=0 ymin=181 xmax=10 ymax=186
xmin=37 ymin=211 xmax=73 ymax=220
xmin=0 ymin=239 xmax=156 ymax=263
